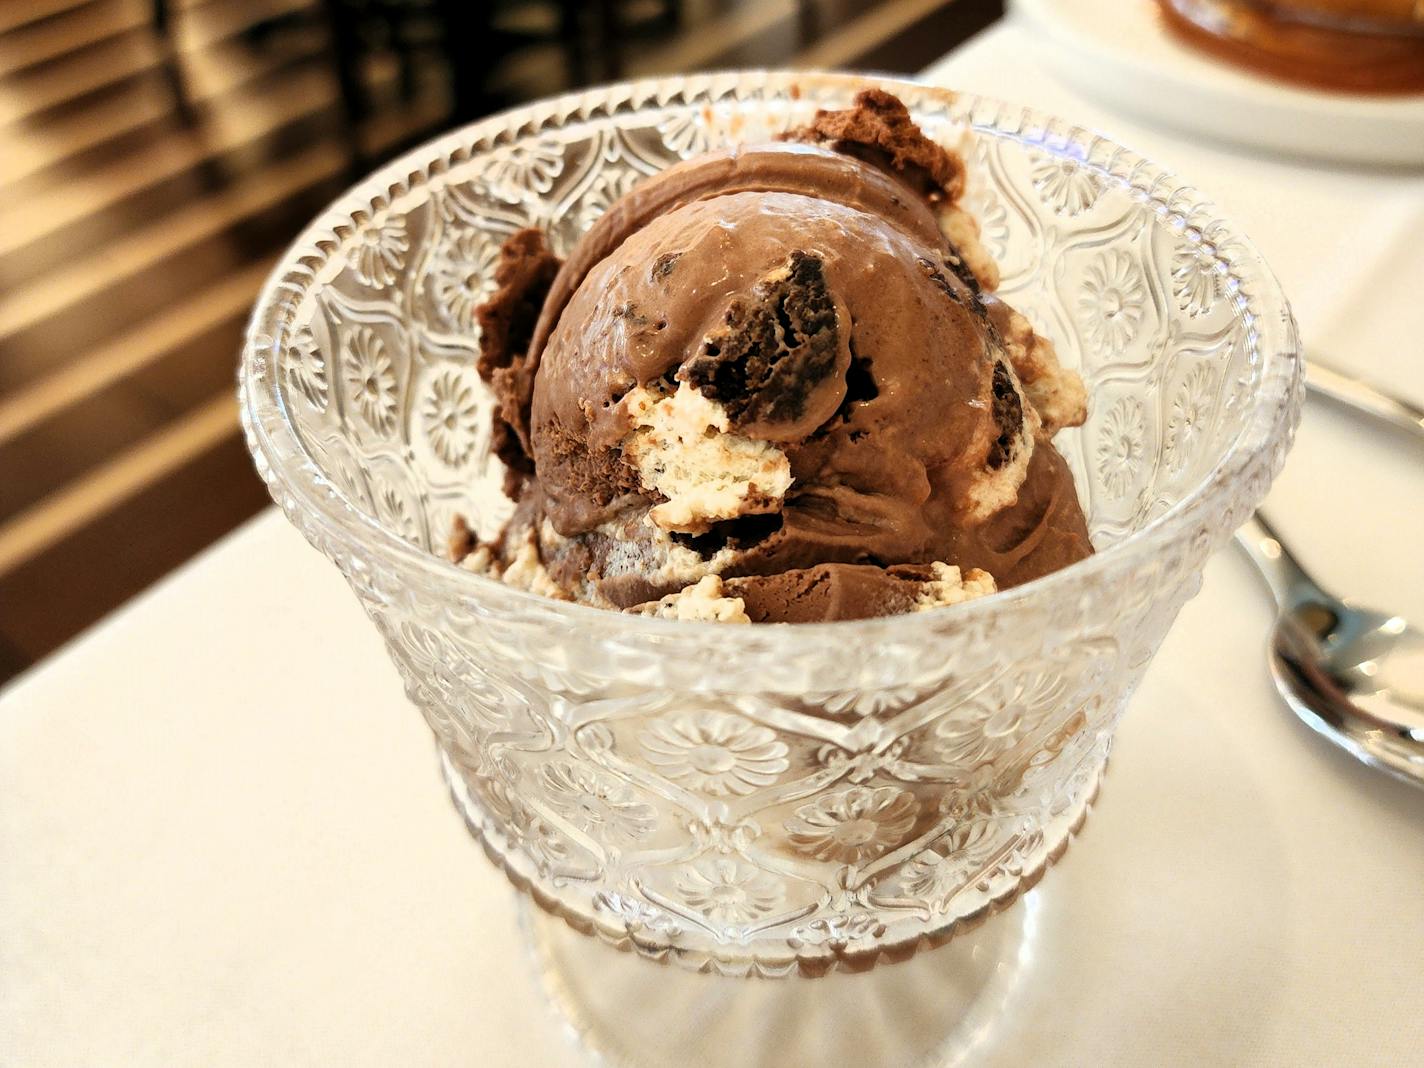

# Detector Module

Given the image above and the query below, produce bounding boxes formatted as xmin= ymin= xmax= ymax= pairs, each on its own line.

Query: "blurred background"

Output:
xmin=0 ymin=0 xmax=1004 ymax=682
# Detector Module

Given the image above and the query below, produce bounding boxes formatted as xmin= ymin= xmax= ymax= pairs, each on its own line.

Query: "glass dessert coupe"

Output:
xmin=239 ymin=70 xmax=1302 ymax=1054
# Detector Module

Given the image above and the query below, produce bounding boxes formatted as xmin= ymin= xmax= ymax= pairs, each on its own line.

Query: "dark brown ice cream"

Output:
xmin=460 ymin=90 xmax=1093 ymax=623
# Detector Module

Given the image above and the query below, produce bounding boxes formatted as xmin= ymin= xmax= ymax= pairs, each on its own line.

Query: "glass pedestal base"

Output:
xmin=519 ymin=890 xmax=1039 ymax=1067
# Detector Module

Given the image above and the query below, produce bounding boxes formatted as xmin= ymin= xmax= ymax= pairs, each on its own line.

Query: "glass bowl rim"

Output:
xmin=239 ymin=69 xmax=1301 ymax=641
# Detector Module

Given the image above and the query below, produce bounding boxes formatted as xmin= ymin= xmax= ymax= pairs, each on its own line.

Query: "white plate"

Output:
xmin=1010 ymin=0 xmax=1424 ymax=165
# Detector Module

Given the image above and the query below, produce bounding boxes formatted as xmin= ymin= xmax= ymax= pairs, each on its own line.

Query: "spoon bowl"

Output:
xmin=1240 ymin=514 xmax=1424 ymax=788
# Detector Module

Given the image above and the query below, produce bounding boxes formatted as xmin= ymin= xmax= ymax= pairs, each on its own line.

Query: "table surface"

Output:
xmin=5 ymin=17 xmax=1424 ymax=1068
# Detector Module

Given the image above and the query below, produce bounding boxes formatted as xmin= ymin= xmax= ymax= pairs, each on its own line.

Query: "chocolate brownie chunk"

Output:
xmin=781 ymin=88 xmax=966 ymax=205
xmin=679 ymin=251 xmax=841 ymax=429
xmin=987 ymin=361 xmax=1024 ymax=471
xmin=474 ymin=228 xmax=562 ymax=492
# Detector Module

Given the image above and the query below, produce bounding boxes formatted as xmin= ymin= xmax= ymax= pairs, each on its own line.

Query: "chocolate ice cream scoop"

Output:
xmin=463 ymin=90 xmax=1095 ymax=623
xmin=532 ymin=187 xmax=1043 ymax=560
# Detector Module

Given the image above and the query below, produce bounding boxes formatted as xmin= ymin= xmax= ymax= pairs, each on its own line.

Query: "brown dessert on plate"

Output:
xmin=1158 ymin=0 xmax=1424 ymax=93
xmin=452 ymin=90 xmax=1094 ymax=623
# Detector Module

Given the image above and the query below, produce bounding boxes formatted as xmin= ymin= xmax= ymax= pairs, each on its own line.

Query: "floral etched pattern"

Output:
xmin=1079 ymin=250 xmax=1146 ymax=353
xmin=639 ymin=711 xmax=789 ymax=796
xmin=375 ymin=484 xmax=421 ymax=543
xmin=524 ymin=816 xmax=585 ymax=875
xmin=674 ymin=857 xmax=785 ymax=925
xmin=427 ymin=230 xmax=499 ymax=332
xmin=471 ymin=771 xmax=523 ymax=829
xmin=342 ymin=327 xmax=398 ymax=434
xmin=421 ymin=370 xmax=482 ymax=466
xmin=657 ymin=109 xmax=712 ymax=159
xmin=975 ymin=189 xmax=1011 ymax=264
xmin=1096 ymin=397 xmax=1147 ymax=500
xmin=934 ymin=674 xmax=1065 ymax=767
xmin=898 ymin=849 xmax=960 ymax=903
xmin=594 ymin=891 xmax=682 ymax=935
xmin=1031 ymin=156 xmax=1102 ymax=215
xmin=399 ymin=622 xmax=483 ymax=720
xmin=540 ymin=762 xmax=657 ymax=844
xmin=1165 ymin=364 xmax=1216 ymax=473
xmin=312 ymin=437 xmax=370 ymax=507
xmin=790 ymin=912 xmax=886 ymax=949
xmin=1171 ymin=245 xmax=1222 ymax=318
xmin=486 ymin=139 xmax=564 ymax=198
xmin=577 ymin=167 xmax=649 ymax=233
xmin=785 ymin=786 xmax=919 ymax=865
xmin=285 ymin=326 xmax=328 ymax=412
xmin=897 ymin=821 xmax=998 ymax=906
xmin=352 ymin=216 xmax=409 ymax=287
xmin=799 ymin=684 xmax=925 ymax=717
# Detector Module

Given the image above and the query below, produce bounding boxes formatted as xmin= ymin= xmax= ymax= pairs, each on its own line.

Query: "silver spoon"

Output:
xmin=1233 ymin=359 xmax=1424 ymax=788
xmin=1304 ymin=357 xmax=1424 ymax=442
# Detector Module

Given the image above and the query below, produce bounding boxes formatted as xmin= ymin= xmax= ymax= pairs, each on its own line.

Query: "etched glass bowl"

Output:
xmin=239 ymin=71 xmax=1302 ymax=978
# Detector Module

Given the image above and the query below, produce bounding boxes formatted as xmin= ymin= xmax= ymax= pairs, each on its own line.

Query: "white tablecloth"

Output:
xmin=4 ymin=19 xmax=1423 ymax=1067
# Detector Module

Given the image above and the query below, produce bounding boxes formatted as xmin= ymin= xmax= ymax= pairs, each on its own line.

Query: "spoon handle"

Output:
xmin=1234 ymin=512 xmax=1330 ymax=610
xmin=1306 ymin=358 xmax=1424 ymax=443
